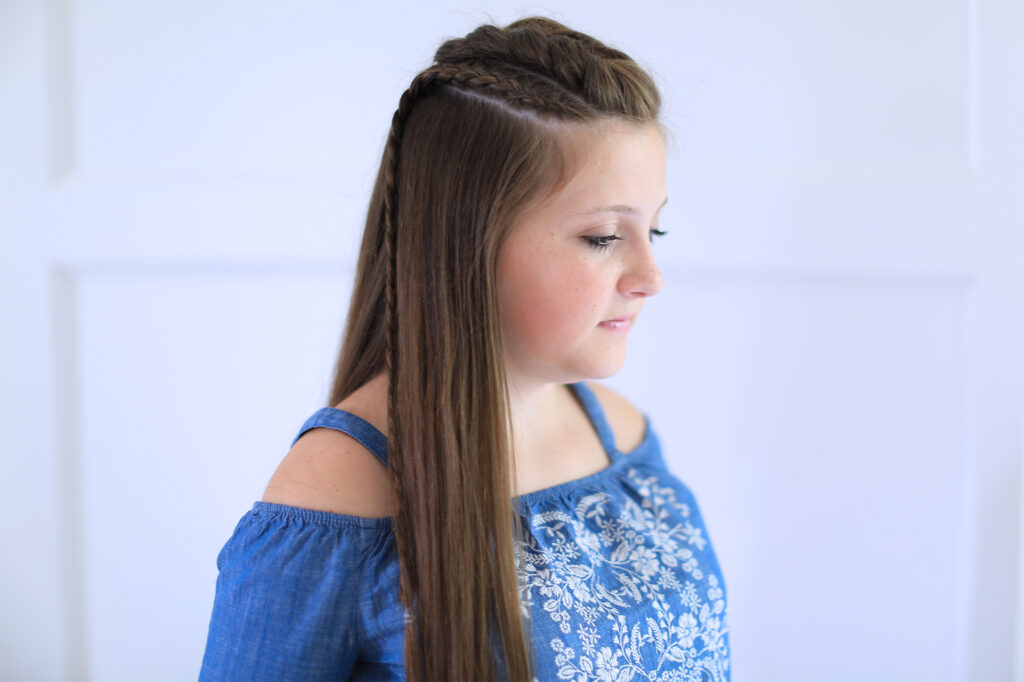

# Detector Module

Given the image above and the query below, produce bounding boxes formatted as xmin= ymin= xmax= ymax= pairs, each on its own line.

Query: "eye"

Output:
xmin=584 ymin=234 xmax=623 ymax=251
xmin=649 ymin=228 xmax=668 ymax=243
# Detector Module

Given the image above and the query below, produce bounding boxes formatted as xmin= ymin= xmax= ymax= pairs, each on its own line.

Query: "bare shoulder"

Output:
xmin=262 ymin=377 xmax=394 ymax=518
xmin=585 ymin=382 xmax=648 ymax=454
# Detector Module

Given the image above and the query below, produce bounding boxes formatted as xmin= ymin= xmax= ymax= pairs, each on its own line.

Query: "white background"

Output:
xmin=1 ymin=1 xmax=1022 ymax=680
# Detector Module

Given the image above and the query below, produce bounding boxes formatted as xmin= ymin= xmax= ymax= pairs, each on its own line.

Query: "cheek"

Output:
xmin=500 ymin=254 xmax=596 ymax=344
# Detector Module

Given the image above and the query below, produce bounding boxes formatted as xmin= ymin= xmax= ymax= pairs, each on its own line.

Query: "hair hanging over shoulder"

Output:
xmin=329 ymin=16 xmax=661 ymax=681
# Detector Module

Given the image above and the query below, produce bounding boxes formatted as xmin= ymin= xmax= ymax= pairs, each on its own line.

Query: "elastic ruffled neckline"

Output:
xmin=249 ymin=423 xmax=659 ymax=530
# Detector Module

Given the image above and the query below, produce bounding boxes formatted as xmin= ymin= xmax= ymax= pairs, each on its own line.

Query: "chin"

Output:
xmin=574 ymin=353 xmax=628 ymax=382
xmin=588 ymin=365 xmax=624 ymax=381
xmin=514 ymin=344 xmax=629 ymax=385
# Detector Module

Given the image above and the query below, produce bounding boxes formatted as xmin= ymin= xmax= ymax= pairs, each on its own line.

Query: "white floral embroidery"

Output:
xmin=517 ymin=468 xmax=729 ymax=682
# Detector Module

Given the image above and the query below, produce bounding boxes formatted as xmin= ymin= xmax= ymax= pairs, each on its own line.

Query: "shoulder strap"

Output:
xmin=567 ymin=382 xmax=620 ymax=459
xmin=294 ymin=387 xmax=613 ymax=467
xmin=292 ymin=407 xmax=389 ymax=467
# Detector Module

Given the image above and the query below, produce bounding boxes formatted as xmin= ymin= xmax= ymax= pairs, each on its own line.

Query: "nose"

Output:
xmin=619 ymin=244 xmax=664 ymax=298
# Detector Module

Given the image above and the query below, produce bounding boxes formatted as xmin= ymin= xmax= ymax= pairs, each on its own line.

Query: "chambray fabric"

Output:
xmin=200 ymin=382 xmax=730 ymax=681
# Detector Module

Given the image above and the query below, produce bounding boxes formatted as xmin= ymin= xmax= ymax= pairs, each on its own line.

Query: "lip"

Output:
xmin=598 ymin=314 xmax=635 ymax=334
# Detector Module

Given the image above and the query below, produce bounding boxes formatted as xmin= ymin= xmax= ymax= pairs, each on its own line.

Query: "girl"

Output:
xmin=200 ymin=17 xmax=729 ymax=681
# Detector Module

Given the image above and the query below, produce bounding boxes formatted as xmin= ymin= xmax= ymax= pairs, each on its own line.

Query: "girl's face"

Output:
xmin=497 ymin=122 xmax=667 ymax=386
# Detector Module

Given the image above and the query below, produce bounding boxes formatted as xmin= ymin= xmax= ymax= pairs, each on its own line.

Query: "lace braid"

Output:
xmin=434 ymin=20 xmax=655 ymax=118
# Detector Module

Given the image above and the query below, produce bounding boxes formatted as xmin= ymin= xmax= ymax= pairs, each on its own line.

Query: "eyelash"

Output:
xmin=584 ymin=229 xmax=668 ymax=251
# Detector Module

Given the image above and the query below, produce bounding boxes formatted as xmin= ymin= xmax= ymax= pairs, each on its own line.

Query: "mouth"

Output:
xmin=598 ymin=314 xmax=636 ymax=333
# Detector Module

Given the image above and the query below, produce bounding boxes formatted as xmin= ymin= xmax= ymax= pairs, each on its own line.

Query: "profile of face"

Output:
xmin=497 ymin=121 xmax=667 ymax=387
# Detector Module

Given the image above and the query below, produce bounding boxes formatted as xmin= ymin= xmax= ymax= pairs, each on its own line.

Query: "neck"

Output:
xmin=504 ymin=371 xmax=574 ymax=481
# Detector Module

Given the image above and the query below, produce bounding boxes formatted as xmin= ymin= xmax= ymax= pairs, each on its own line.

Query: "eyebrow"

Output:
xmin=576 ymin=197 xmax=669 ymax=216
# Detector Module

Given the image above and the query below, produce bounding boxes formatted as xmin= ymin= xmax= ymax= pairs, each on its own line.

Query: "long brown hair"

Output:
xmin=328 ymin=17 xmax=661 ymax=680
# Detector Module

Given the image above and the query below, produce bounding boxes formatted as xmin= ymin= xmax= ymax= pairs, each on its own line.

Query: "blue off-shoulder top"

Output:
xmin=199 ymin=382 xmax=730 ymax=681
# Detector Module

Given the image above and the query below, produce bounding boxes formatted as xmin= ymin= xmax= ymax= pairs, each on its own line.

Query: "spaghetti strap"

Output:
xmin=567 ymin=382 xmax=620 ymax=460
xmin=292 ymin=407 xmax=389 ymax=467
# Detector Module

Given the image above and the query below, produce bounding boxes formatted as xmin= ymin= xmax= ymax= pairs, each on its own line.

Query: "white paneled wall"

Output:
xmin=72 ymin=269 xmax=350 ymax=677
xmin=1 ymin=1 xmax=1021 ymax=680
xmin=610 ymin=270 xmax=974 ymax=680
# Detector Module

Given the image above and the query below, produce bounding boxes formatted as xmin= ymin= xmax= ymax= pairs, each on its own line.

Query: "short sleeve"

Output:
xmin=199 ymin=502 xmax=393 ymax=681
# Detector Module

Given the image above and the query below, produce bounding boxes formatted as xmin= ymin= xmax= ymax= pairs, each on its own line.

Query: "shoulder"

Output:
xmin=584 ymin=381 xmax=648 ymax=454
xmin=262 ymin=377 xmax=394 ymax=519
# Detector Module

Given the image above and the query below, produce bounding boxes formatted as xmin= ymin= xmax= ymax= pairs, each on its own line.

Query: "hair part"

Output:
xmin=329 ymin=16 xmax=661 ymax=681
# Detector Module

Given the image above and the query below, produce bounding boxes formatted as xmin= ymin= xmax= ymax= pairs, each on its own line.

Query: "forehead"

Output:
xmin=533 ymin=122 xmax=667 ymax=220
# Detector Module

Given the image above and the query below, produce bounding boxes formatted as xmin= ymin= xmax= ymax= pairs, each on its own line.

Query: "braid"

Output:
xmin=433 ymin=19 xmax=655 ymax=118
xmin=381 ymin=57 xmax=589 ymax=442
xmin=380 ymin=58 xmax=589 ymax=677
xmin=381 ymin=57 xmax=590 ymax=443
xmin=381 ymin=56 xmax=590 ymax=455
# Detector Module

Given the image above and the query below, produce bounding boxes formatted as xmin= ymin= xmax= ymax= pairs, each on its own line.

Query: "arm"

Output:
xmin=198 ymin=507 xmax=369 ymax=681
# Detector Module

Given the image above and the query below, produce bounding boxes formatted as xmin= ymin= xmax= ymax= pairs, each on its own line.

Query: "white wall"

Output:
xmin=1 ymin=1 xmax=1021 ymax=680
